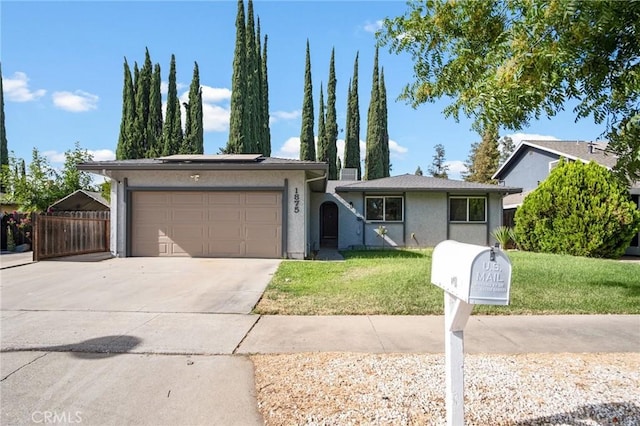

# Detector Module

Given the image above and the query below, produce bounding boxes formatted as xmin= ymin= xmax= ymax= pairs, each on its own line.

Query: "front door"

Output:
xmin=320 ymin=202 xmax=338 ymax=248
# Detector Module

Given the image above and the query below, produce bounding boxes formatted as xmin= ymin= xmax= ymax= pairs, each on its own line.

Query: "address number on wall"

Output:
xmin=294 ymin=188 xmax=300 ymax=213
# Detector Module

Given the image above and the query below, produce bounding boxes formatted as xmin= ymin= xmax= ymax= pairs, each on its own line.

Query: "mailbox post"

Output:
xmin=431 ymin=240 xmax=512 ymax=425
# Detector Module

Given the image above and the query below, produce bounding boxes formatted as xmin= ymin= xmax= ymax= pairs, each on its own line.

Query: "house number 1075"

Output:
xmin=294 ymin=188 xmax=300 ymax=213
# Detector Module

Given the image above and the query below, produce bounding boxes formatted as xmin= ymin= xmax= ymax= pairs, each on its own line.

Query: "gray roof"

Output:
xmin=334 ymin=174 xmax=521 ymax=194
xmin=49 ymin=189 xmax=110 ymax=211
xmin=78 ymin=156 xmax=328 ymax=172
xmin=494 ymin=140 xmax=618 ymax=180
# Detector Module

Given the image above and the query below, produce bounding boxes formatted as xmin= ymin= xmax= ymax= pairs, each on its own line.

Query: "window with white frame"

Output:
xmin=449 ymin=197 xmax=486 ymax=222
xmin=365 ymin=196 xmax=403 ymax=222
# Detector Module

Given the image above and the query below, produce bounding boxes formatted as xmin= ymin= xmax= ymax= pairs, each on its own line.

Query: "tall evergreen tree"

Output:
xmin=256 ymin=18 xmax=265 ymax=155
xmin=181 ymin=62 xmax=204 ymax=154
xmin=116 ymin=59 xmax=137 ymax=159
xmin=162 ymin=54 xmax=182 ymax=155
xmin=147 ymin=63 xmax=163 ymax=157
xmin=344 ymin=53 xmax=361 ymax=179
xmin=244 ymin=0 xmax=259 ymax=153
xmin=1 ymin=63 xmax=8 ymax=173
xmin=463 ymin=126 xmax=500 ymax=183
xmin=299 ymin=40 xmax=315 ymax=161
xmin=415 ymin=166 xmax=424 ymax=176
xmin=133 ymin=52 xmax=152 ymax=157
xmin=428 ymin=143 xmax=449 ymax=178
xmin=260 ymin=31 xmax=271 ymax=155
xmin=325 ymin=48 xmax=338 ymax=180
xmin=379 ymin=67 xmax=390 ymax=177
xmin=317 ymin=84 xmax=327 ymax=164
xmin=364 ymin=48 xmax=383 ymax=180
xmin=227 ymin=0 xmax=248 ymax=153
xmin=499 ymin=135 xmax=515 ymax=165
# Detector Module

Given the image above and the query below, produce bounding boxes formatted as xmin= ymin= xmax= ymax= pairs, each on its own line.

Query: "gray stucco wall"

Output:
xmin=312 ymin=189 xmax=505 ymax=250
xmin=109 ymin=169 xmax=309 ymax=259
xmin=500 ymin=147 xmax=559 ymax=191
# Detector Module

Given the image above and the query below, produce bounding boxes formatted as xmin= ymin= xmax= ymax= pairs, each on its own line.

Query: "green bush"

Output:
xmin=513 ymin=159 xmax=640 ymax=258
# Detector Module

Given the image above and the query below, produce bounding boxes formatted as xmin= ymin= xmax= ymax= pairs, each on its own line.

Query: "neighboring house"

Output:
xmin=493 ymin=140 xmax=640 ymax=256
xmin=78 ymin=154 xmax=521 ymax=259
xmin=49 ymin=189 xmax=110 ymax=212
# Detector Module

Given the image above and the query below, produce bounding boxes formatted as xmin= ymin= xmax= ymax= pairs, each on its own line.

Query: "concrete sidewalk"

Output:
xmin=2 ymin=312 xmax=638 ymax=355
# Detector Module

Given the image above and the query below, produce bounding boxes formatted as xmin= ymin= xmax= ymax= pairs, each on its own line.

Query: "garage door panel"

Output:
xmin=132 ymin=190 xmax=282 ymax=258
xmin=246 ymin=192 xmax=280 ymax=205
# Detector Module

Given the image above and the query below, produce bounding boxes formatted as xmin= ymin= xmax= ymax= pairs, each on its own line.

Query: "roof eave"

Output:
xmin=336 ymin=186 xmax=521 ymax=194
xmin=77 ymin=162 xmax=328 ymax=172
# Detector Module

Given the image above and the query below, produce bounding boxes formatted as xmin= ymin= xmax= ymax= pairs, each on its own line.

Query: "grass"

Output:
xmin=254 ymin=249 xmax=640 ymax=315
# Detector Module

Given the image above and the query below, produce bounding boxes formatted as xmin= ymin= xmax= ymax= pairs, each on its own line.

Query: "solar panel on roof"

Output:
xmin=158 ymin=154 xmax=263 ymax=163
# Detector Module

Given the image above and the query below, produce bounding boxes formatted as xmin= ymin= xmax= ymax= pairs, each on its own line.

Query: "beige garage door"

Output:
xmin=131 ymin=191 xmax=282 ymax=258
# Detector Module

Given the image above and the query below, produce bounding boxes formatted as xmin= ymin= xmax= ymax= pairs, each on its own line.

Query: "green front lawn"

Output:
xmin=254 ymin=249 xmax=640 ymax=315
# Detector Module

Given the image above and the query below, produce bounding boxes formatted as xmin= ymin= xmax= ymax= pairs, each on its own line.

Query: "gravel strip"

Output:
xmin=252 ymin=353 xmax=640 ymax=425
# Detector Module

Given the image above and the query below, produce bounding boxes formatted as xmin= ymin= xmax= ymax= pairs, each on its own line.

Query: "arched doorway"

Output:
xmin=320 ymin=202 xmax=339 ymax=248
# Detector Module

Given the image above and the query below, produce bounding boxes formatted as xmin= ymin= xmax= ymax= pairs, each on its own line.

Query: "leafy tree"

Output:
xmin=162 ymin=54 xmax=182 ymax=155
xmin=514 ymin=159 xmax=640 ymax=258
xmin=2 ymin=149 xmax=59 ymax=211
xmin=316 ymin=83 xmax=327 ymax=164
xmin=325 ymin=48 xmax=338 ymax=180
xmin=463 ymin=127 xmax=500 ymax=183
xmin=182 ymin=62 xmax=204 ymax=154
xmin=227 ymin=0 xmax=248 ymax=154
xmin=415 ymin=166 xmax=423 ymax=176
xmin=58 ymin=142 xmax=94 ymax=197
xmin=428 ymin=144 xmax=449 ymax=179
xmin=378 ymin=0 xmax=640 ymax=182
xmin=364 ymin=47 xmax=383 ymax=180
xmin=115 ymin=59 xmax=137 ymax=159
xmin=299 ymin=40 xmax=315 ymax=161
xmin=100 ymin=180 xmax=111 ymax=202
xmin=499 ymin=135 xmax=515 ymax=165
xmin=344 ymin=53 xmax=361 ymax=179
xmin=379 ymin=67 xmax=390 ymax=177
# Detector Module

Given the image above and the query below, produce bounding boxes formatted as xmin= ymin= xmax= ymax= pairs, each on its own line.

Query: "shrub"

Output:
xmin=491 ymin=226 xmax=513 ymax=248
xmin=513 ymin=159 xmax=640 ymax=258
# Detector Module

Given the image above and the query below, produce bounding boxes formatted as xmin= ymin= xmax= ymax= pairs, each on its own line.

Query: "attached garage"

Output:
xmin=78 ymin=155 xmax=328 ymax=259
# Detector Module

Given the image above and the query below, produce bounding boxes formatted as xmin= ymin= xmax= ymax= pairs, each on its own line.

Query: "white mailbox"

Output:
xmin=431 ymin=240 xmax=512 ymax=305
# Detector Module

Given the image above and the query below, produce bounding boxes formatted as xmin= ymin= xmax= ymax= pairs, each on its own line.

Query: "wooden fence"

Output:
xmin=33 ymin=211 xmax=110 ymax=261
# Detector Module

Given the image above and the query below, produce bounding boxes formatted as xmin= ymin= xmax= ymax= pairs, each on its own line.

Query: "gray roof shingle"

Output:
xmin=334 ymin=174 xmax=520 ymax=193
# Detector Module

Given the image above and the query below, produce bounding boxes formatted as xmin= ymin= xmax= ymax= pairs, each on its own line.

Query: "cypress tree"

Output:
xmin=227 ymin=0 xmax=247 ymax=153
xmin=256 ymin=19 xmax=264 ymax=154
xmin=133 ymin=52 xmax=152 ymax=157
xmin=181 ymin=62 xmax=203 ymax=154
xmin=244 ymin=0 xmax=258 ymax=153
xmin=261 ymin=33 xmax=271 ymax=156
xmin=299 ymin=40 xmax=315 ymax=161
xmin=0 ymin=63 xmax=8 ymax=172
xmin=116 ymin=59 xmax=137 ymax=160
xmin=162 ymin=54 xmax=182 ymax=156
xmin=379 ymin=67 xmax=390 ymax=177
xmin=317 ymin=83 xmax=327 ymax=164
xmin=147 ymin=63 xmax=163 ymax=157
xmin=364 ymin=48 xmax=383 ymax=180
xmin=344 ymin=53 xmax=361 ymax=179
xmin=325 ymin=48 xmax=338 ymax=180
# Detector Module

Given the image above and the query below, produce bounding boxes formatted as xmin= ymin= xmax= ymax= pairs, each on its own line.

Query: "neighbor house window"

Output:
xmin=449 ymin=197 xmax=486 ymax=222
xmin=366 ymin=196 xmax=403 ymax=222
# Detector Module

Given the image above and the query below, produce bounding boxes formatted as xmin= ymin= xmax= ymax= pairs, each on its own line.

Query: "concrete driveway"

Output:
xmin=1 ymin=256 xmax=280 ymax=425
xmin=1 ymin=256 xmax=280 ymax=313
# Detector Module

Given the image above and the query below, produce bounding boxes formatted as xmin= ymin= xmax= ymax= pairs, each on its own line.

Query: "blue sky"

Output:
xmin=2 ymin=1 xmax=606 ymax=180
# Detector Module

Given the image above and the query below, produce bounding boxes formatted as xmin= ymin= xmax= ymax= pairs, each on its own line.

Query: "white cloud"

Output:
xmin=363 ymin=20 xmax=383 ymax=33
xmin=389 ymin=139 xmax=408 ymax=157
xmin=88 ymin=149 xmax=116 ymax=161
xmin=3 ymin=71 xmax=46 ymax=102
xmin=444 ymin=160 xmax=467 ymax=180
xmin=506 ymin=132 xmax=559 ymax=147
xmin=201 ymin=86 xmax=231 ymax=103
xmin=52 ymin=90 xmax=99 ymax=112
xmin=275 ymin=137 xmax=301 ymax=159
xmin=203 ymin=103 xmax=230 ymax=132
xmin=270 ymin=110 xmax=301 ymax=124
xmin=43 ymin=150 xmax=66 ymax=163
xmin=160 ymin=81 xmax=187 ymax=95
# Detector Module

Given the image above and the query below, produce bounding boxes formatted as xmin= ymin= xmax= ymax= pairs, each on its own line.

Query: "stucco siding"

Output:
xmin=364 ymin=222 xmax=403 ymax=247
xmin=488 ymin=192 xmax=503 ymax=246
xmin=500 ymin=147 xmax=558 ymax=191
xmin=110 ymin=169 xmax=308 ymax=259
xmin=311 ymin=191 xmax=364 ymax=250
xmin=449 ymin=224 xmax=487 ymax=245
xmin=405 ymin=192 xmax=447 ymax=247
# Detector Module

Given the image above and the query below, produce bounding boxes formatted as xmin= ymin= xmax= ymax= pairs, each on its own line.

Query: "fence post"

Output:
xmin=32 ymin=213 xmax=39 ymax=262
